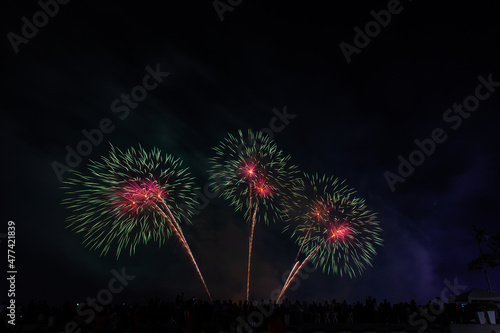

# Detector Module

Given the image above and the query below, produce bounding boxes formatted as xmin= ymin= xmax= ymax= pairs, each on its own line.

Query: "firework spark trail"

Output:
xmin=281 ymin=206 xmax=317 ymax=297
xmin=246 ymin=201 xmax=258 ymax=301
xmin=282 ymin=227 xmax=315 ymax=300
xmin=295 ymin=222 xmax=313 ymax=263
xmin=279 ymin=260 xmax=300 ymax=301
xmin=287 ymin=174 xmax=382 ymax=276
xmin=62 ymin=145 xmax=214 ymax=300
xmin=154 ymin=201 xmax=213 ymax=302
xmin=278 ymin=173 xmax=382 ymax=301
xmin=246 ymin=186 xmax=253 ymax=300
xmin=277 ymin=248 xmax=317 ymax=302
xmin=208 ymin=129 xmax=304 ymax=300
xmin=294 ymin=200 xmax=329 ymax=262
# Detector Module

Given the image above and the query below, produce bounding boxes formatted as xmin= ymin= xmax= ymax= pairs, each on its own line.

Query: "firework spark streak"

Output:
xmin=278 ymin=249 xmax=317 ymax=302
xmin=278 ymin=174 xmax=382 ymax=301
xmin=208 ymin=129 xmax=303 ymax=301
xmin=279 ymin=260 xmax=300 ymax=301
xmin=62 ymin=145 xmax=212 ymax=300
xmin=153 ymin=201 xmax=212 ymax=301
xmin=247 ymin=200 xmax=258 ymax=301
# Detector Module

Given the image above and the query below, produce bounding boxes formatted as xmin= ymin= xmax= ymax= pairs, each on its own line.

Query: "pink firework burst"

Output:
xmin=251 ymin=176 xmax=275 ymax=199
xmin=326 ymin=221 xmax=355 ymax=243
xmin=241 ymin=159 xmax=259 ymax=181
xmin=309 ymin=197 xmax=334 ymax=223
xmin=114 ymin=178 xmax=167 ymax=216
xmin=239 ymin=159 xmax=275 ymax=200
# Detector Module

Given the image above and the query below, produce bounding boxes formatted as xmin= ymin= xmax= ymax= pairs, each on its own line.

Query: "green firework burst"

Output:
xmin=290 ymin=173 xmax=383 ymax=277
xmin=207 ymin=129 xmax=303 ymax=224
xmin=61 ymin=144 xmax=198 ymax=258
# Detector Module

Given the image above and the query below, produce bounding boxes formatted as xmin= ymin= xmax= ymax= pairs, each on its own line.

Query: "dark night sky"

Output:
xmin=1 ymin=1 xmax=500 ymax=306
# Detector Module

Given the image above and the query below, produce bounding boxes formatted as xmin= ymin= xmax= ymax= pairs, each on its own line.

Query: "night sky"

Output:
xmin=2 ymin=1 xmax=500 ymax=306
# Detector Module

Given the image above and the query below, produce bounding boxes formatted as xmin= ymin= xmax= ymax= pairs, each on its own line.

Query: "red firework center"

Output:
xmin=310 ymin=198 xmax=334 ymax=222
xmin=252 ymin=175 xmax=275 ymax=198
xmin=326 ymin=221 xmax=354 ymax=243
xmin=241 ymin=160 xmax=258 ymax=180
xmin=115 ymin=178 xmax=167 ymax=215
xmin=239 ymin=160 xmax=275 ymax=199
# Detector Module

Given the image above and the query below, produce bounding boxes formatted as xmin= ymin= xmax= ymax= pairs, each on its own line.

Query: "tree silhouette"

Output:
xmin=468 ymin=224 xmax=500 ymax=292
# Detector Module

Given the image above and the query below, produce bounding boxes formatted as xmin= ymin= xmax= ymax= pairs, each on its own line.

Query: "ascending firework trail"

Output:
xmin=278 ymin=173 xmax=383 ymax=302
xmin=208 ymin=129 xmax=303 ymax=301
xmin=62 ymin=144 xmax=212 ymax=301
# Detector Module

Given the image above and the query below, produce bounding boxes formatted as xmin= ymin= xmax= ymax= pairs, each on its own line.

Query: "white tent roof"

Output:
xmin=449 ymin=288 xmax=500 ymax=303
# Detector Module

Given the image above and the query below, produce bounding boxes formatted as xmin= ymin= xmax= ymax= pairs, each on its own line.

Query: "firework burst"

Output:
xmin=62 ymin=144 xmax=212 ymax=301
xmin=278 ymin=173 xmax=382 ymax=301
xmin=208 ymin=129 xmax=303 ymax=300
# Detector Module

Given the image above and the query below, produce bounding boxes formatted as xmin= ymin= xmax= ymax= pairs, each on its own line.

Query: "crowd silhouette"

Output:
xmin=2 ymin=294 xmax=498 ymax=333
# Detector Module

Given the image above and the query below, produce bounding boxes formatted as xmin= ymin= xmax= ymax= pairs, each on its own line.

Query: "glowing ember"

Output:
xmin=252 ymin=176 xmax=274 ymax=198
xmin=241 ymin=160 xmax=258 ymax=180
xmin=327 ymin=221 xmax=354 ymax=242
xmin=115 ymin=179 xmax=167 ymax=216
xmin=310 ymin=198 xmax=333 ymax=222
